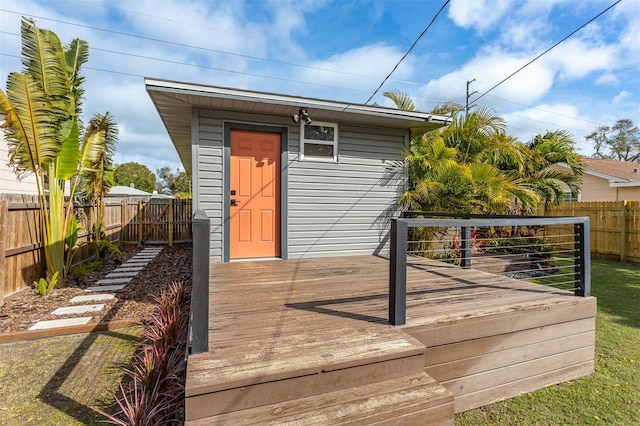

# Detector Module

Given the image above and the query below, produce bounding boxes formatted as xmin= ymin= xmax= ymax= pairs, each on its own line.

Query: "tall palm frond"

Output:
xmin=80 ymin=112 xmax=118 ymax=201
xmin=384 ymin=89 xmax=416 ymax=111
xmin=0 ymin=73 xmax=58 ymax=174
xmin=20 ymin=18 xmax=68 ymax=100
xmin=65 ymin=38 xmax=89 ymax=118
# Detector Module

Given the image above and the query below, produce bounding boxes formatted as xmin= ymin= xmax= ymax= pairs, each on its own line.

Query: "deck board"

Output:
xmin=186 ymin=255 xmax=595 ymax=422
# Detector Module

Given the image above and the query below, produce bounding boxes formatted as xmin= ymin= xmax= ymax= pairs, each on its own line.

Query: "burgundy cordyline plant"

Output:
xmin=95 ymin=281 xmax=191 ymax=425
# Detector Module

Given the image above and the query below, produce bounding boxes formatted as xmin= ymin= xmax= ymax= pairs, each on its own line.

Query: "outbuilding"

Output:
xmin=145 ymin=79 xmax=451 ymax=262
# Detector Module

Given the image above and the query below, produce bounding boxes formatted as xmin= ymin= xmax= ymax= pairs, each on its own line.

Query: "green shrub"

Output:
xmin=72 ymin=260 xmax=103 ymax=278
xmin=33 ymin=271 xmax=59 ymax=296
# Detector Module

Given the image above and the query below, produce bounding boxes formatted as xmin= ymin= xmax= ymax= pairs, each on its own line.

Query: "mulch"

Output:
xmin=0 ymin=243 xmax=192 ymax=335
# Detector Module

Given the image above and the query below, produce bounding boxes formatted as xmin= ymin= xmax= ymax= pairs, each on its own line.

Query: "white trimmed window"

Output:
xmin=300 ymin=122 xmax=338 ymax=162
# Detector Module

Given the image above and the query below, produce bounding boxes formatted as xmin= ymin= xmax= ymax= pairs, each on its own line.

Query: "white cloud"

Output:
xmin=545 ymin=38 xmax=617 ymax=80
xmin=419 ymin=48 xmax=555 ymax=109
xmin=613 ymin=90 xmax=631 ymax=105
xmin=300 ymin=44 xmax=415 ymax=98
xmin=448 ymin=0 xmax=513 ymax=32
xmin=595 ymin=73 xmax=619 ymax=85
xmin=504 ymin=103 xmax=595 ymax=153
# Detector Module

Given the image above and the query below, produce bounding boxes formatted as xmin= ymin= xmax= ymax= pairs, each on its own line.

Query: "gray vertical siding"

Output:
xmin=195 ymin=109 xmax=405 ymax=262
xmin=195 ymin=111 xmax=224 ymax=262
xmin=288 ymin=124 xmax=405 ymax=258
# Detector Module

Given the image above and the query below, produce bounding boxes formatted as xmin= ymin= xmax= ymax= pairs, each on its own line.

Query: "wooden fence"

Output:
xmin=541 ymin=200 xmax=640 ymax=263
xmin=0 ymin=194 xmax=192 ymax=305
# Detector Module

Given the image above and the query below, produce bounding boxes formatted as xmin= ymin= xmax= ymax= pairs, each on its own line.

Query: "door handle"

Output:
xmin=230 ymin=199 xmax=237 ymax=206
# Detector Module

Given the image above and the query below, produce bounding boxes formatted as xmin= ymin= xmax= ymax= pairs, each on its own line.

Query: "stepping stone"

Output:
xmin=29 ymin=317 xmax=92 ymax=330
xmin=70 ymin=294 xmax=115 ymax=303
xmin=124 ymin=260 xmax=150 ymax=265
xmin=106 ymin=271 xmax=138 ymax=278
xmin=114 ymin=266 xmax=144 ymax=272
xmin=52 ymin=304 xmax=105 ymax=315
xmin=86 ymin=284 xmax=125 ymax=292
xmin=96 ymin=277 xmax=133 ymax=285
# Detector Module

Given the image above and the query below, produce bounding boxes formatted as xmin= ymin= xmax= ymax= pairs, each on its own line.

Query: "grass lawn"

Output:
xmin=456 ymin=259 xmax=640 ymax=425
xmin=0 ymin=326 xmax=141 ymax=425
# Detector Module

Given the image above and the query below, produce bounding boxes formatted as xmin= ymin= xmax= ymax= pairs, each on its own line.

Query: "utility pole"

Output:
xmin=466 ymin=79 xmax=477 ymax=116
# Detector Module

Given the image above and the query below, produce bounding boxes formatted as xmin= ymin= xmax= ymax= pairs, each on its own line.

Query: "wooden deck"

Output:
xmin=185 ymin=256 xmax=596 ymax=424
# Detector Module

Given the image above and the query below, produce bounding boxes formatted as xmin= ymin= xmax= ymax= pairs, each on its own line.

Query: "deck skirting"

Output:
xmin=185 ymin=256 xmax=596 ymax=424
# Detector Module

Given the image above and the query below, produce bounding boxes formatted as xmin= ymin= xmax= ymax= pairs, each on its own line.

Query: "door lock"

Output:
xmin=230 ymin=199 xmax=237 ymax=206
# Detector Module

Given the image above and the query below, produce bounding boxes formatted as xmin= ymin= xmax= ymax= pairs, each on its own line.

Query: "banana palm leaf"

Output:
xmin=0 ymin=73 xmax=58 ymax=172
xmin=65 ymin=38 xmax=89 ymax=117
xmin=20 ymin=18 xmax=68 ymax=100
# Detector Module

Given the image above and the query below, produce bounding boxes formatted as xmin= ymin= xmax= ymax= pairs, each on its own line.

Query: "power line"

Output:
xmin=0 ymin=50 xmax=370 ymax=94
xmin=0 ymin=7 xmax=619 ymax=130
xmin=364 ymin=0 xmax=450 ymax=104
xmin=470 ymin=0 xmax=622 ymax=105
xmin=0 ymin=8 xmax=383 ymax=82
xmin=0 ymin=5 xmax=621 ymax=138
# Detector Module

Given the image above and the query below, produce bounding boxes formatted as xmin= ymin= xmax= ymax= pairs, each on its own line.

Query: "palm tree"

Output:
xmin=0 ymin=18 xmax=116 ymax=285
xmin=384 ymin=90 xmax=539 ymax=214
xmin=516 ymin=130 xmax=583 ymax=212
xmin=80 ymin=112 xmax=119 ymax=259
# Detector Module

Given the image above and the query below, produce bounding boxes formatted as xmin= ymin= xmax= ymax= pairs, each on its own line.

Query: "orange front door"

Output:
xmin=229 ymin=130 xmax=281 ymax=259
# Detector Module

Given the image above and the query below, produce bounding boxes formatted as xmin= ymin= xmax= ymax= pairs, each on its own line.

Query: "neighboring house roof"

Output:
xmin=107 ymin=185 xmax=153 ymax=197
xmin=580 ymin=158 xmax=640 ymax=187
xmin=145 ymin=78 xmax=452 ymax=173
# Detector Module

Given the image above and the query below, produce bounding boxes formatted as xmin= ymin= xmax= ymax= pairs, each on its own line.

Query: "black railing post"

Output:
xmin=389 ymin=219 xmax=408 ymax=325
xmin=574 ymin=220 xmax=591 ymax=297
xmin=460 ymin=225 xmax=471 ymax=269
xmin=190 ymin=210 xmax=210 ymax=354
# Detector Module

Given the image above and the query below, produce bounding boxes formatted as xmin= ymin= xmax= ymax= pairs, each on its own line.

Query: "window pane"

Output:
xmin=304 ymin=143 xmax=334 ymax=158
xmin=304 ymin=125 xmax=335 ymax=141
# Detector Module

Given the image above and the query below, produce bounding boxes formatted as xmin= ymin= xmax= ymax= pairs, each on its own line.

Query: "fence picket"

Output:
xmin=542 ymin=200 xmax=640 ymax=263
xmin=0 ymin=194 xmax=192 ymax=303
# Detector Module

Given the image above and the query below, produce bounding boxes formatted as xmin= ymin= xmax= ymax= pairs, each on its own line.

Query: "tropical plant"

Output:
xmin=96 ymin=281 xmax=190 ymax=425
xmin=80 ymin=112 xmax=120 ymax=259
xmin=385 ymin=91 xmax=539 ymax=215
xmin=384 ymin=90 xmax=585 ymax=215
xmin=514 ymin=130 xmax=584 ymax=212
xmin=0 ymin=17 xmax=118 ymax=284
xmin=33 ymin=271 xmax=59 ymax=296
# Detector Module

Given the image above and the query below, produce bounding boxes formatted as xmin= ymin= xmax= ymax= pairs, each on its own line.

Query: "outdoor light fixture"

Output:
xmin=292 ymin=108 xmax=312 ymax=125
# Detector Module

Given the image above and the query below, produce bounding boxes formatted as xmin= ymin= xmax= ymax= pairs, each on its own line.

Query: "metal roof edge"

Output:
xmin=609 ymin=181 xmax=640 ymax=187
xmin=144 ymin=77 xmax=452 ymax=125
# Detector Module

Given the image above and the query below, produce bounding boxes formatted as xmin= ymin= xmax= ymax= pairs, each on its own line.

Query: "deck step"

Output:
xmin=185 ymin=327 xmax=427 ymax=420
xmin=186 ymin=372 xmax=454 ymax=425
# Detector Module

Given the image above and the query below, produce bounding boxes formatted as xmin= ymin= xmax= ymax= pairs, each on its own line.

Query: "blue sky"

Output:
xmin=1 ymin=0 xmax=639 ymax=174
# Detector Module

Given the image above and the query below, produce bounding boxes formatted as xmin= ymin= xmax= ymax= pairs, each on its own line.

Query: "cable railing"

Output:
xmin=389 ymin=213 xmax=591 ymax=325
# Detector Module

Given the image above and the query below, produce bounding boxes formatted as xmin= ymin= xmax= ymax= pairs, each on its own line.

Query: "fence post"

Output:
xmin=120 ymin=199 xmax=126 ymax=241
xmin=191 ymin=210 xmax=210 ymax=354
xmin=168 ymin=199 xmax=174 ymax=247
xmin=389 ymin=219 xmax=408 ymax=326
xmin=137 ymin=200 xmax=143 ymax=246
xmin=574 ymin=219 xmax=591 ymax=297
xmin=460 ymin=225 xmax=471 ymax=268
xmin=0 ymin=200 xmax=7 ymax=306
xmin=620 ymin=200 xmax=627 ymax=262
